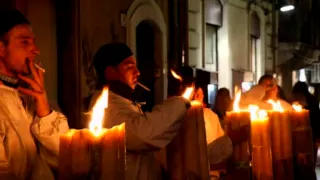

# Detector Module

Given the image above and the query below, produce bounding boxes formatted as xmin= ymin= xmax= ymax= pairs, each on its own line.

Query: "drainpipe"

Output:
xmin=272 ymin=0 xmax=278 ymax=74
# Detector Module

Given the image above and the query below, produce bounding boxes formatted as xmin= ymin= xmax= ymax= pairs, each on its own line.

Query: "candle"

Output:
xmin=267 ymin=100 xmax=294 ymax=180
xmin=166 ymin=104 xmax=209 ymax=180
xmin=58 ymin=88 xmax=126 ymax=180
xmin=291 ymin=103 xmax=314 ymax=177
xmin=225 ymin=87 xmax=251 ymax=172
xmin=250 ymin=105 xmax=273 ymax=180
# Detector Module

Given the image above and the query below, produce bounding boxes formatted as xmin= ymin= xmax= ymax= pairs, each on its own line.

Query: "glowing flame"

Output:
xmin=171 ymin=69 xmax=182 ymax=81
xmin=249 ymin=104 xmax=268 ymax=121
xmin=89 ymin=87 xmax=108 ymax=136
xmin=233 ymin=86 xmax=241 ymax=111
xmin=292 ymin=102 xmax=303 ymax=112
xmin=170 ymin=69 xmax=194 ymax=100
xmin=267 ymin=99 xmax=284 ymax=112
xmin=182 ymin=87 xmax=194 ymax=100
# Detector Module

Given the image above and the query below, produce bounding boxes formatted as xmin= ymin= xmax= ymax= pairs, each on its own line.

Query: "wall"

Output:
xmin=80 ymin=0 xmax=169 ymax=99
xmin=27 ymin=0 xmax=58 ymax=107
xmin=188 ymin=0 xmax=273 ymax=91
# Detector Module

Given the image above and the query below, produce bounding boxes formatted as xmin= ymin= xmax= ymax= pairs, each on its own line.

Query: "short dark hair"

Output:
xmin=258 ymin=74 xmax=273 ymax=85
xmin=0 ymin=8 xmax=30 ymax=44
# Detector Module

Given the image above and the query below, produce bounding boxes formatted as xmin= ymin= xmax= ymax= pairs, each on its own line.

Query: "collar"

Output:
xmin=107 ymin=80 xmax=135 ymax=101
xmin=0 ymin=74 xmax=19 ymax=88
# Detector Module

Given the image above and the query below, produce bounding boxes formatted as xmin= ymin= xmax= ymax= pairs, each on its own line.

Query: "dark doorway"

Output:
xmin=135 ymin=20 xmax=162 ymax=112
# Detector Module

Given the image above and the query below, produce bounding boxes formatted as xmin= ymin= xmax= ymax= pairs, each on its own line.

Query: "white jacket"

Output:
xmin=90 ymin=90 xmax=189 ymax=180
xmin=204 ymin=108 xmax=232 ymax=165
xmin=240 ymin=85 xmax=292 ymax=110
xmin=0 ymin=85 xmax=69 ymax=180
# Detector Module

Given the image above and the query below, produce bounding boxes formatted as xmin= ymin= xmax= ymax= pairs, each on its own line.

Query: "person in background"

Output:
xmin=0 ymin=9 xmax=69 ymax=180
xmin=90 ymin=42 xmax=193 ymax=180
xmin=212 ymin=88 xmax=232 ymax=126
xmin=241 ymin=74 xmax=292 ymax=110
xmin=193 ymin=86 xmax=249 ymax=180
xmin=292 ymin=81 xmax=320 ymax=168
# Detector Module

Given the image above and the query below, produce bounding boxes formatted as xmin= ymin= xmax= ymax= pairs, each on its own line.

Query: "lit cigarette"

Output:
xmin=137 ymin=82 xmax=150 ymax=92
xmin=34 ymin=63 xmax=45 ymax=73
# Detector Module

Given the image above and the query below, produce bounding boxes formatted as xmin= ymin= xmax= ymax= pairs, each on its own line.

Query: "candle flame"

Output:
xmin=249 ymin=104 xmax=268 ymax=121
xmin=171 ymin=69 xmax=182 ymax=81
xmin=233 ymin=86 xmax=241 ymax=111
xmin=267 ymin=99 xmax=284 ymax=112
xmin=182 ymin=87 xmax=194 ymax=100
xmin=89 ymin=87 xmax=108 ymax=136
xmin=292 ymin=102 xmax=303 ymax=112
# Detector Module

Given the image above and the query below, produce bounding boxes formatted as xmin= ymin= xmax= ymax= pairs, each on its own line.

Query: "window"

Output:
xmin=250 ymin=36 xmax=257 ymax=79
xmin=205 ymin=24 xmax=218 ymax=68
xmin=250 ymin=12 xmax=260 ymax=81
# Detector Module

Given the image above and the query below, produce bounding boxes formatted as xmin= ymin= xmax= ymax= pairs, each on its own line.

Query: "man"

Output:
xmin=0 ymin=9 xmax=69 ymax=180
xmin=90 ymin=43 xmax=192 ymax=180
xmin=240 ymin=74 xmax=291 ymax=110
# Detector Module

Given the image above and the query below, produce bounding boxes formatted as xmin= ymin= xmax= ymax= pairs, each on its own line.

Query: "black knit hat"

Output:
xmin=0 ymin=8 xmax=30 ymax=38
xmin=93 ymin=43 xmax=133 ymax=82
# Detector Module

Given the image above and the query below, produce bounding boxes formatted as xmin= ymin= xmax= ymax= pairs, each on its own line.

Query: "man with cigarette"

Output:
xmin=90 ymin=42 xmax=193 ymax=180
xmin=0 ymin=9 xmax=69 ymax=179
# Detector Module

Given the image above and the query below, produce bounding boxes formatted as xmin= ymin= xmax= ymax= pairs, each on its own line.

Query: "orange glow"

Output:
xmin=89 ymin=87 xmax=109 ymax=136
xmin=182 ymin=87 xmax=194 ymax=100
xmin=249 ymin=105 xmax=268 ymax=122
xmin=170 ymin=69 xmax=194 ymax=100
xmin=233 ymin=86 xmax=241 ymax=111
xmin=190 ymin=100 xmax=202 ymax=106
xmin=171 ymin=69 xmax=182 ymax=81
xmin=292 ymin=102 xmax=303 ymax=112
xmin=267 ymin=99 xmax=284 ymax=112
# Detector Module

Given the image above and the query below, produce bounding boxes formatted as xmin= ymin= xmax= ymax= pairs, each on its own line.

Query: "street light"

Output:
xmin=280 ymin=5 xmax=294 ymax=12
xmin=278 ymin=0 xmax=295 ymax=12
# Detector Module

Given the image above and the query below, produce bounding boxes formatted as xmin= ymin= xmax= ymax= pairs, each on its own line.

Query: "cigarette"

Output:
xmin=34 ymin=63 xmax=46 ymax=73
xmin=137 ymin=82 xmax=150 ymax=92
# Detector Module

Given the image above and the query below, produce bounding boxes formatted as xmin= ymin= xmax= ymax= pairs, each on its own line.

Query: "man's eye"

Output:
xmin=22 ymin=40 xmax=29 ymax=45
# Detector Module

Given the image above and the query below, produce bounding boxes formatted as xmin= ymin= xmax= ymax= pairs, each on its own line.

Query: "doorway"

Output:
xmin=135 ymin=20 xmax=163 ymax=111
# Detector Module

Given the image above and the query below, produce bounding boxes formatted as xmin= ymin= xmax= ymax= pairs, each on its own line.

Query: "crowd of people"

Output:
xmin=0 ymin=8 xmax=319 ymax=180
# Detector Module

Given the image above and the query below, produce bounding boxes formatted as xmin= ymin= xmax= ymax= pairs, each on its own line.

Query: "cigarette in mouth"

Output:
xmin=34 ymin=63 xmax=46 ymax=73
xmin=137 ymin=82 xmax=150 ymax=92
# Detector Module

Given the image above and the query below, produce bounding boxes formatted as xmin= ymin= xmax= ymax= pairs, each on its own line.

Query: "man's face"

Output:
xmin=114 ymin=56 xmax=140 ymax=89
xmin=0 ymin=24 xmax=40 ymax=76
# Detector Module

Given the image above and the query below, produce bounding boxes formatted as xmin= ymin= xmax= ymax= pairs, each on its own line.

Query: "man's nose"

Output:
xmin=135 ymin=68 xmax=140 ymax=76
xmin=31 ymin=44 xmax=40 ymax=55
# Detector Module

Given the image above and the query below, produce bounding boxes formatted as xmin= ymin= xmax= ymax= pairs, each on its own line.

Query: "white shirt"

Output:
xmin=204 ymin=108 xmax=233 ymax=165
xmin=0 ymin=85 xmax=69 ymax=180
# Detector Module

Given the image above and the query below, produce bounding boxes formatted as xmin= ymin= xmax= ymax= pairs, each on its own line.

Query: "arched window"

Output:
xmin=250 ymin=12 xmax=260 ymax=80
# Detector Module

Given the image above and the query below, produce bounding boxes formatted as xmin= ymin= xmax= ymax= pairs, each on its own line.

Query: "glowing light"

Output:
xmin=249 ymin=104 xmax=268 ymax=122
xmin=233 ymin=86 xmax=241 ymax=111
xmin=171 ymin=69 xmax=182 ymax=82
xmin=267 ymin=99 xmax=284 ymax=112
xmin=89 ymin=87 xmax=108 ymax=136
xmin=292 ymin=102 xmax=303 ymax=112
xmin=280 ymin=5 xmax=294 ymax=12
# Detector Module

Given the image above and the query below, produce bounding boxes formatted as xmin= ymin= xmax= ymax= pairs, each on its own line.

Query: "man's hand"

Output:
xmin=17 ymin=60 xmax=50 ymax=117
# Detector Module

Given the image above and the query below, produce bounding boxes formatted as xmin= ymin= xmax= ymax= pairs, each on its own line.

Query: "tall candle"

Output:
xmin=225 ymin=87 xmax=251 ymax=172
xmin=291 ymin=104 xmax=315 ymax=178
xmin=166 ymin=105 xmax=209 ymax=180
xmin=250 ymin=106 xmax=273 ymax=180
xmin=58 ymin=88 xmax=126 ymax=180
xmin=267 ymin=100 xmax=294 ymax=180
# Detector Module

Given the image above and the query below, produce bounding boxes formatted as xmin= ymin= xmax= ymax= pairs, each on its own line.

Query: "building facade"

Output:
xmin=186 ymin=0 xmax=274 ymax=106
xmin=0 ymin=0 xmax=277 ymax=127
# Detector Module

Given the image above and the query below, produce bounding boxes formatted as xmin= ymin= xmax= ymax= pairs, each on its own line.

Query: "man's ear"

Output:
xmin=104 ymin=66 xmax=117 ymax=80
xmin=0 ymin=41 xmax=5 ymax=58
